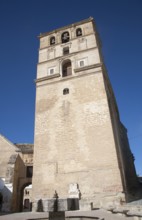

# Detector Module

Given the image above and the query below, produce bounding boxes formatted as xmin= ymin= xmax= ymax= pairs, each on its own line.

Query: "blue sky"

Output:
xmin=0 ymin=0 xmax=142 ymax=175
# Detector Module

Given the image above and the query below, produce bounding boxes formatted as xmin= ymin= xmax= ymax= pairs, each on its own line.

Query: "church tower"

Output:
xmin=32 ymin=17 xmax=138 ymax=211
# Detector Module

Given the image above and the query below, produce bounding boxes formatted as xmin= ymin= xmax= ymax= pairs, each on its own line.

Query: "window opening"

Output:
xmin=76 ymin=28 xmax=82 ymax=37
xmin=61 ymin=32 xmax=70 ymax=43
xmin=50 ymin=36 xmax=55 ymax=45
xmin=62 ymin=60 xmax=72 ymax=77
xmin=26 ymin=166 xmax=33 ymax=178
xmin=49 ymin=68 xmax=54 ymax=75
xmin=80 ymin=60 xmax=84 ymax=67
xmin=63 ymin=88 xmax=69 ymax=95
xmin=63 ymin=47 xmax=69 ymax=55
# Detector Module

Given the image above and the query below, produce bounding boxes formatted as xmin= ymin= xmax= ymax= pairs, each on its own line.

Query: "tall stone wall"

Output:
xmin=33 ymin=69 xmax=124 ymax=207
xmin=32 ymin=18 xmax=138 ymax=210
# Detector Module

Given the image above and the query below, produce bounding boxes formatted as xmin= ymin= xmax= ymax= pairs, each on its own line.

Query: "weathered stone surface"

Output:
xmin=0 ymin=134 xmax=18 ymax=178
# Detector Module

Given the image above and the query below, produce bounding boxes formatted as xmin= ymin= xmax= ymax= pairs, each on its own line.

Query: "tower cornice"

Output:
xmin=38 ymin=17 xmax=94 ymax=38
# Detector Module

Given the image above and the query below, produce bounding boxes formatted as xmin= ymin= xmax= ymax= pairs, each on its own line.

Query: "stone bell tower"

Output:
xmin=32 ymin=17 xmax=138 ymax=211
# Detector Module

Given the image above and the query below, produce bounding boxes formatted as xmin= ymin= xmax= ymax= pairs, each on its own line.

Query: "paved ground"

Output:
xmin=0 ymin=209 xmax=141 ymax=220
xmin=0 ymin=212 xmax=49 ymax=220
xmin=0 ymin=210 xmax=139 ymax=220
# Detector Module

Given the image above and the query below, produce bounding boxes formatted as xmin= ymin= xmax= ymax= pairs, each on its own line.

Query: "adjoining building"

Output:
xmin=0 ymin=134 xmax=33 ymax=212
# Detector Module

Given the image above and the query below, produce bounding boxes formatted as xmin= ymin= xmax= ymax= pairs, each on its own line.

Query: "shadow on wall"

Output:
xmin=0 ymin=178 xmax=12 ymax=212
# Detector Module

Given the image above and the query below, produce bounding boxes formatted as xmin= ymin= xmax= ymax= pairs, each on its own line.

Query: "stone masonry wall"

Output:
xmin=32 ymin=70 xmax=123 ymax=205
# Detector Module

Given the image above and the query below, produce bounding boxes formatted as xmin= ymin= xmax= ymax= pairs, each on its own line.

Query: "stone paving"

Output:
xmin=0 ymin=210 xmax=136 ymax=220
xmin=0 ymin=209 xmax=142 ymax=220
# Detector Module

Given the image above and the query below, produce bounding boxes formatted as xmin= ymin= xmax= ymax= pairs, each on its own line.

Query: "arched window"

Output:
xmin=61 ymin=31 xmax=70 ymax=43
xmin=63 ymin=88 xmax=69 ymax=95
xmin=76 ymin=28 xmax=82 ymax=37
xmin=50 ymin=36 xmax=55 ymax=45
xmin=62 ymin=60 xmax=72 ymax=77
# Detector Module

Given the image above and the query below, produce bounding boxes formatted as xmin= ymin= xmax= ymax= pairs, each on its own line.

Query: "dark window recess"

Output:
xmin=26 ymin=166 xmax=33 ymax=178
xmin=76 ymin=28 xmax=82 ymax=37
xmin=63 ymin=47 xmax=69 ymax=55
xmin=50 ymin=36 xmax=55 ymax=45
xmin=63 ymin=88 xmax=69 ymax=95
xmin=61 ymin=32 xmax=70 ymax=43
xmin=62 ymin=60 xmax=72 ymax=77
xmin=80 ymin=60 xmax=84 ymax=67
xmin=50 ymin=69 xmax=54 ymax=74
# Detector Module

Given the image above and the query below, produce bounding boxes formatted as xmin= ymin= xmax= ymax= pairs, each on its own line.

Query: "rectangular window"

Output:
xmin=63 ymin=47 xmax=69 ymax=55
xmin=48 ymin=67 xmax=55 ymax=75
xmin=77 ymin=58 xmax=87 ymax=68
xmin=79 ymin=60 xmax=84 ymax=67
xmin=50 ymin=68 xmax=54 ymax=74
xmin=26 ymin=166 xmax=33 ymax=178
